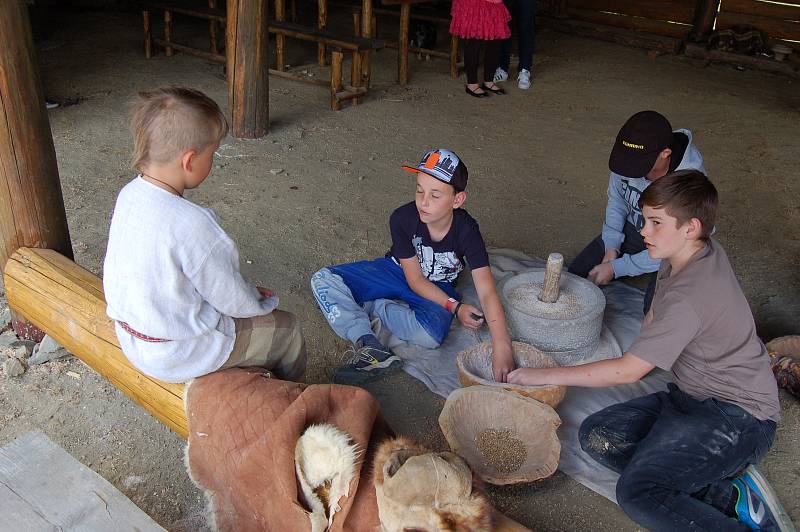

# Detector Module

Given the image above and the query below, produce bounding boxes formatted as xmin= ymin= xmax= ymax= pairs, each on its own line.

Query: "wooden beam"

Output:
xmin=227 ymin=0 xmax=270 ymax=138
xmin=0 ymin=2 xmax=73 ymax=341
xmin=3 ymin=248 xmax=188 ymax=439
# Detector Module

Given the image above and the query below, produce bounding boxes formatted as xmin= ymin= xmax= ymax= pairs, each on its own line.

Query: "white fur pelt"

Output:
xmin=295 ymin=423 xmax=360 ymax=531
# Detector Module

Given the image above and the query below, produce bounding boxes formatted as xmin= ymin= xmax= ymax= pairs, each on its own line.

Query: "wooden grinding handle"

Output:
xmin=538 ymin=253 xmax=563 ymax=303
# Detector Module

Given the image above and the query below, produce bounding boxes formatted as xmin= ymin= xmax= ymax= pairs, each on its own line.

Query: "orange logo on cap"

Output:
xmin=424 ymin=151 xmax=441 ymax=169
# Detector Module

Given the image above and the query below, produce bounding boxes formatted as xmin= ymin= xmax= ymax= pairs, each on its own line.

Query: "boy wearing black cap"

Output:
xmin=311 ymin=149 xmax=515 ymax=384
xmin=570 ymin=110 xmax=706 ymax=313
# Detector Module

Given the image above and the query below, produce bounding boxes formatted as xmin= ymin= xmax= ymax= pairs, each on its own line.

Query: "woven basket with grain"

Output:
xmin=457 ymin=341 xmax=566 ymax=408
xmin=439 ymin=386 xmax=561 ymax=485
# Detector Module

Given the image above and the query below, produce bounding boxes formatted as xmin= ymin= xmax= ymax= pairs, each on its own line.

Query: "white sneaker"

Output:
xmin=493 ymin=67 xmax=508 ymax=83
xmin=518 ymin=69 xmax=531 ymax=90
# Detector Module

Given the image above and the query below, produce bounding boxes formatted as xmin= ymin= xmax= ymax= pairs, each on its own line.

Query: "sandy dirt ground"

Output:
xmin=1 ymin=7 xmax=799 ymax=531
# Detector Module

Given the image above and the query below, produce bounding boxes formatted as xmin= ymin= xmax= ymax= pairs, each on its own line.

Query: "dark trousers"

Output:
xmin=463 ymin=39 xmax=502 ymax=85
xmin=499 ymin=0 xmax=537 ymax=72
xmin=569 ymin=221 xmax=656 ymax=315
xmin=579 ymin=384 xmax=776 ymax=532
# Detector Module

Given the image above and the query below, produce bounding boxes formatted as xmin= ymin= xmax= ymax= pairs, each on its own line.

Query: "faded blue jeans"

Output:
xmin=310 ymin=258 xmax=457 ymax=348
xmin=579 ymin=383 xmax=776 ymax=531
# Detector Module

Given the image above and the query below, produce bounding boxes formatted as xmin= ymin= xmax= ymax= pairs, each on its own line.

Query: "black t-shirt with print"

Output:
xmin=387 ymin=201 xmax=490 ymax=283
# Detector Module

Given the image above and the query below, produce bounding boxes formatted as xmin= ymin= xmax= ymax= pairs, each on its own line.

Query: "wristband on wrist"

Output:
xmin=454 ymin=301 xmax=463 ymax=317
xmin=444 ymin=297 xmax=458 ymax=314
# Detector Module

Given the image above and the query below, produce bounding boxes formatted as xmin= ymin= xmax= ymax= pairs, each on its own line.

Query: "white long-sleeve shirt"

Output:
xmin=103 ymin=177 xmax=277 ymax=382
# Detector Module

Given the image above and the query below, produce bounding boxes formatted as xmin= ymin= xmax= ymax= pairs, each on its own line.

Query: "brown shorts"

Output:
xmin=221 ymin=310 xmax=306 ymax=381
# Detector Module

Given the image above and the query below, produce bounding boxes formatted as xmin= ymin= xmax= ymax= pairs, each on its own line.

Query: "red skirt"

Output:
xmin=450 ymin=0 xmax=511 ymax=40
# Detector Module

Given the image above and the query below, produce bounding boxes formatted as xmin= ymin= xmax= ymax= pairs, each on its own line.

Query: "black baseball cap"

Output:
xmin=402 ymin=149 xmax=468 ymax=192
xmin=609 ymin=111 xmax=673 ymax=178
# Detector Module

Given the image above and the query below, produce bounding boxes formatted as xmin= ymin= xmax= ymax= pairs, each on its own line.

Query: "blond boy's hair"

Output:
xmin=130 ymin=87 xmax=228 ymax=171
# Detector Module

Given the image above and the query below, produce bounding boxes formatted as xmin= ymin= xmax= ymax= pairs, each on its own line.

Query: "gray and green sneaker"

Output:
xmin=332 ymin=344 xmax=402 ymax=385
xmin=732 ymin=465 xmax=796 ymax=531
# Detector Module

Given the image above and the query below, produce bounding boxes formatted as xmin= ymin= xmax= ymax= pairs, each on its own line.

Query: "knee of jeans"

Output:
xmin=414 ymin=330 xmax=441 ymax=350
xmin=579 ymin=414 xmax=608 ymax=454
xmin=310 ymin=267 xmax=330 ymax=290
xmin=616 ymin=470 xmax=649 ymax=515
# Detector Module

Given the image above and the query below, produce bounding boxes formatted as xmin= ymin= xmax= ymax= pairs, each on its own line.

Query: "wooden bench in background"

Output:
xmin=140 ymin=0 xmax=384 ymax=110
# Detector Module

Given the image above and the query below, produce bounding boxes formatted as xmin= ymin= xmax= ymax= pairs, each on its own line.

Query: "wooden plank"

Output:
xmin=716 ymin=11 xmax=800 ymax=41
xmin=3 ymin=248 xmax=188 ymax=438
xmin=540 ymin=15 xmax=683 ymax=52
xmin=153 ymin=37 xmax=226 ymax=62
xmin=722 ymin=0 xmax=800 ymax=20
xmin=567 ymin=0 xmax=696 ymax=24
xmin=269 ymin=20 xmax=384 ymax=50
xmin=0 ymin=432 xmax=164 ymax=530
xmin=565 ymin=7 xmax=691 ymax=39
xmin=685 ymin=42 xmax=800 ymax=76
xmin=141 ymin=0 xmax=226 ymax=20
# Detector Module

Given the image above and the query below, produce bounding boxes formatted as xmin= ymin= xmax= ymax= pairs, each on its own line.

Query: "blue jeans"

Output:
xmin=500 ymin=0 xmax=537 ymax=72
xmin=310 ymin=258 xmax=457 ymax=347
xmin=579 ymin=384 xmax=776 ymax=531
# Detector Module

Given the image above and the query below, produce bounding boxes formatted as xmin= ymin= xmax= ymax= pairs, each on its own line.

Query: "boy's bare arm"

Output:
xmin=507 ymin=352 xmax=654 ymax=387
xmin=397 ymin=257 xmax=485 ymax=331
xmin=471 ymin=266 xmax=515 ymax=381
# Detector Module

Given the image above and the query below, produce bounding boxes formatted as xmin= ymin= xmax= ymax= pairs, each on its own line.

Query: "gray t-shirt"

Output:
xmin=629 ymin=240 xmax=780 ymax=422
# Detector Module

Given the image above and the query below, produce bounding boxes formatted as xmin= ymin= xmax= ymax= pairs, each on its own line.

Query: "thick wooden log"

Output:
xmin=3 ymin=248 xmax=188 ymax=438
xmin=563 ymin=7 xmax=692 ymax=40
xmin=568 ymin=0 xmax=696 ymax=24
xmin=540 ymin=15 xmax=684 ymax=52
xmin=275 ymin=0 xmax=287 ymax=70
xmin=143 ymin=10 xmax=153 ymax=57
xmin=164 ymin=10 xmax=174 ymax=56
xmin=398 ymin=2 xmax=411 ymax=85
xmin=539 ymin=253 xmax=563 ymax=304
xmin=330 ymin=49 xmax=344 ymax=110
xmin=318 ymin=0 xmax=329 ymax=66
xmin=0 ymin=1 xmax=73 ymax=341
xmin=227 ymin=0 xmax=270 ymax=138
xmin=450 ymin=34 xmax=459 ymax=78
xmin=688 ymin=0 xmax=721 ymax=43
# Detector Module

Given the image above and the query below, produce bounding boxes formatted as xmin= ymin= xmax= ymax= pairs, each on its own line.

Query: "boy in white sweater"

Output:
xmin=103 ymin=87 xmax=305 ymax=383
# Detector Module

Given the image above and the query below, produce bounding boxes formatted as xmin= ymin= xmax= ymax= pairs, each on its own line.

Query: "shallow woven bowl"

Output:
xmin=766 ymin=336 xmax=800 ymax=361
xmin=439 ymin=386 xmax=561 ymax=485
xmin=457 ymin=341 xmax=567 ymax=408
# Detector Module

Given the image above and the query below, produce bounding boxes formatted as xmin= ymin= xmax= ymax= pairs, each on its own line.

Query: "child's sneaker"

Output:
xmin=732 ymin=465 xmax=795 ymax=531
xmin=493 ymin=67 xmax=508 ymax=83
xmin=332 ymin=344 xmax=402 ymax=385
xmin=517 ymin=69 xmax=532 ymax=90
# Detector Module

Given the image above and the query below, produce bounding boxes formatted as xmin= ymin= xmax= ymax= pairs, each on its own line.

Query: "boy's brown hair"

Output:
xmin=639 ymin=169 xmax=718 ymax=240
xmin=130 ymin=87 xmax=228 ymax=171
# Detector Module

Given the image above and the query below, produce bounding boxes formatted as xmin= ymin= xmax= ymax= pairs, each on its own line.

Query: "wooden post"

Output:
xmin=143 ymin=10 xmax=153 ymax=58
xmin=0 ymin=1 xmax=73 ymax=341
xmin=450 ymin=34 xmax=459 ymax=78
xmin=164 ymin=10 xmax=174 ymax=56
xmin=209 ymin=0 xmax=219 ymax=55
xmin=688 ymin=0 xmax=721 ymax=43
xmin=275 ymin=0 xmax=287 ymax=70
xmin=330 ymin=49 xmax=343 ymax=111
xmin=360 ymin=0 xmax=373 ymax=86
xmin=318 ymin=0 xmax=328 ymax=66
xmin=351 ymin=50 xmax=363 ymax=105
xmin=539 ymin=253 xmax=563 ymax=304
xmin=227 ymin=0 xmax=270 ymax=138
xmin=398 ymin=2 xmax=411 ymax=85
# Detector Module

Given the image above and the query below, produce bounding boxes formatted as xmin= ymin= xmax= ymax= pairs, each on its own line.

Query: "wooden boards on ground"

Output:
xmin=0 ymin=431 xmax=164 ymax=530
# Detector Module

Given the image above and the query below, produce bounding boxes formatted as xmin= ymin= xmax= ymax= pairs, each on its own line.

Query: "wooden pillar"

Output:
xmin=0 ymin=1 xmax=73 ymax=340
xmin=318 ymin=0 xmax=328 ymax=66
xmin=688 ymin=0 xmax=721 ymax=43
xmin=275 ymin=0 xmax=287 ymax=71
xmin=226 ymin=0 xmax=270 ymax=138
xmin=398 ymin=2 xmax=411 ymax=86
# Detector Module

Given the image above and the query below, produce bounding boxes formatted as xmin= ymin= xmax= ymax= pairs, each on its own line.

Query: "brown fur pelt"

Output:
xmin=373 ymin=436 xmax=496 ymax=532
xmin=708 ymin=25 xmax=767 ymax=55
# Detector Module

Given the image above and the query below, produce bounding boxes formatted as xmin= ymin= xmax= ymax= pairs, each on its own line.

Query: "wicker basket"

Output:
xmin=457 ymin=341 xmax=566 ymax=408
xmin=439 ymin=386 xmax=561 ymax=485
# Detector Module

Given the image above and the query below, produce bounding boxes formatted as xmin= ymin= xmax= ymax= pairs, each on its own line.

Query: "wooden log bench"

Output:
xmin=3 ymin=248 xmax=188 ymax=438
xmin=140 ymin=0 xmax=384 ymax=110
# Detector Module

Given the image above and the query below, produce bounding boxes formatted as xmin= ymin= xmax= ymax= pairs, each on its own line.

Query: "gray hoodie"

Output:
xmin=603 ymin=129 xmax=706 ymax=278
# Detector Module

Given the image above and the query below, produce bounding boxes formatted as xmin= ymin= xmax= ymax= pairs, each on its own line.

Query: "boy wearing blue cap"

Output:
xmin=311 ymin=149 xmax=514 ymax=384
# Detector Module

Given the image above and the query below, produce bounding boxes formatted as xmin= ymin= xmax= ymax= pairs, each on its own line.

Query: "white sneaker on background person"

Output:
xmin=518 ymin=69 xmax=531 ymax=90
xmin=493 ymin=67 xmax=508 ymax=83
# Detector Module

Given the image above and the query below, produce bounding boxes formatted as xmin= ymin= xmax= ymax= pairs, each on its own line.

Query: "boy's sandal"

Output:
xmin=465 ymin=86 xmax=489 ymax=98
xmin=482 ymin=83 xmax=506 ymax=95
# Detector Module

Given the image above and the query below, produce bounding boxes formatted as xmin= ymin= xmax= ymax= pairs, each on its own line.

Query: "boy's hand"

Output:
xmin=456 ymin=303 xmax=484 ymax=330
xmin=507 ymin=367 xmax=548 ymax=386
xmin=588 ymin=263 xmax=614 ymax=286
xmin=491 ymin=343 xmax=515 ymax=383
xmin=256 ymin=286 xmax=275 ymax=298
xmin=601 ymin=249 xmax=619 ymax=264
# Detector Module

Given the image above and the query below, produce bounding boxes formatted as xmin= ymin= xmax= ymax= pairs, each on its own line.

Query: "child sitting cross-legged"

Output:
xmin=103 ymin=87 xmax=306 ymax=383
xmin=311 ymin=148 xmax=515 ymax=384
xmin=509 ymin=170 xmax=790 ymax=531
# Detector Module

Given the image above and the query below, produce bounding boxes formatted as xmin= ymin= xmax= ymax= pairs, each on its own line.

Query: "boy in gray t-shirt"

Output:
xmin=508 ymin=171 xmax=789 ymax=531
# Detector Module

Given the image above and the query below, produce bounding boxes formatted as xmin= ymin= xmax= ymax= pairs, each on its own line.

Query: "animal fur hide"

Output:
xmin=184 ymin=368 xmax=391 ymax=531
xmin=373 ymin=437 xmax=495 ymax=532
